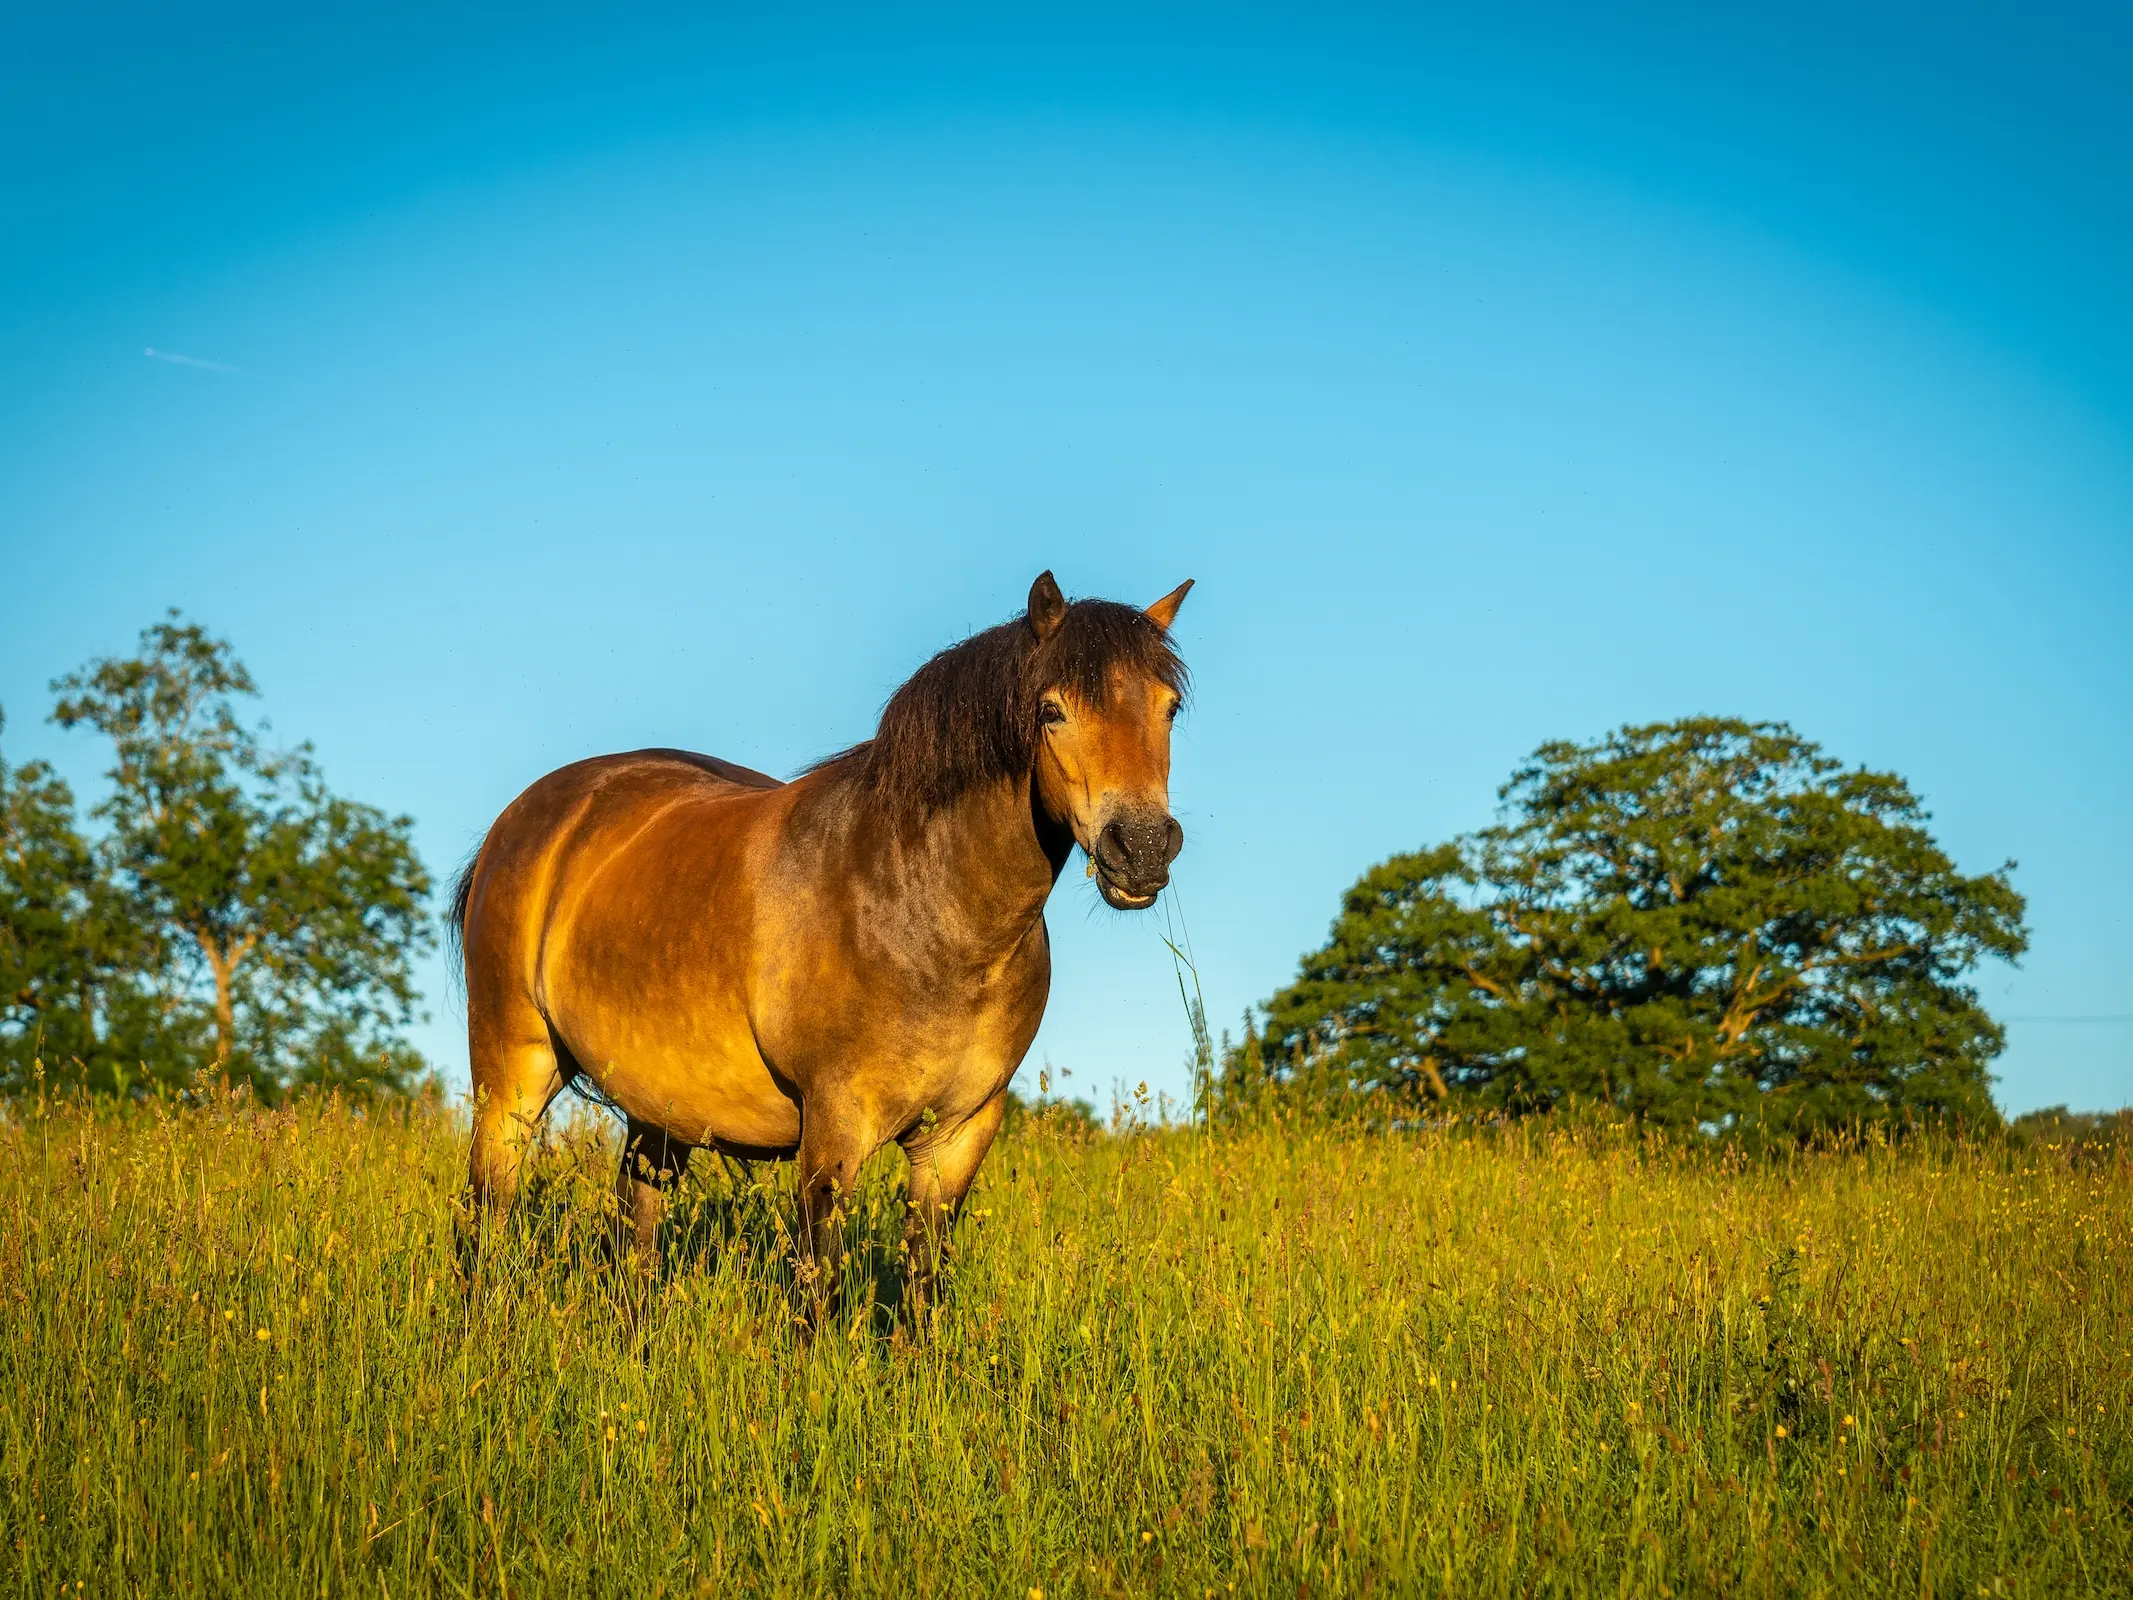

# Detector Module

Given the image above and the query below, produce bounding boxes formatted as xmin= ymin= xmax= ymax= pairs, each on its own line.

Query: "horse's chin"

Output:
xmin=1095 ymin=871 xmax=1160 ymax=911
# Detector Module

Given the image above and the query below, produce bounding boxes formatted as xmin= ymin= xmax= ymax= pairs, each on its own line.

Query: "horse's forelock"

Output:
xmin=1037 ymin=598 xmax=1190 ymax=713
xmin=847 ymin=596 xmax=1186 ymax=817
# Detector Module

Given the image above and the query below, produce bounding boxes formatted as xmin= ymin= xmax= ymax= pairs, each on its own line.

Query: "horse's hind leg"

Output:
xmin=612 ymin=1119 xmax=692 ymax=1272
xmin=465 ymin=1005 xmax=568 ymax=1271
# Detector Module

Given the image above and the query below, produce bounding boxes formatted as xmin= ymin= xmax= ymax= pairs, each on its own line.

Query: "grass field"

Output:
xmin=3 ymin=1089 xmax=2128 ymax=1598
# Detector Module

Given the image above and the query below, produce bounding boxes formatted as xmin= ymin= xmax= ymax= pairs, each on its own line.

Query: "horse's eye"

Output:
xmin=1165 ymin=700 xmax=1181 ymax=721
xmin=1039 ymin=700 xmax=1067 ymax=726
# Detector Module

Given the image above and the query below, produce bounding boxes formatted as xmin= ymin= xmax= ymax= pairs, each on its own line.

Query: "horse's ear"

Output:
xmin=1144 ymin=579 xmax=1194 ymax=631
xmin=1027 ymin=571 xmax=1068 ymax=640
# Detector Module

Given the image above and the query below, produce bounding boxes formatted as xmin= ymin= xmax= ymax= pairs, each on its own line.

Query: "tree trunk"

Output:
xmin=207 ymin=950 xmax=235 ymax=1065
xmin=195 ymin=932 xmax=245 ymax=1067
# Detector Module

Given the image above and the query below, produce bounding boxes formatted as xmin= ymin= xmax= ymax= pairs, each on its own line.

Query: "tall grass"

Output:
xmin=3 ymin=1086 xmax=2127 ymax=1597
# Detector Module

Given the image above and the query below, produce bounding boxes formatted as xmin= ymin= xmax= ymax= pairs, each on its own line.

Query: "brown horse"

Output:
xmin=450 ymin=571 xmax=1191 ymax=1312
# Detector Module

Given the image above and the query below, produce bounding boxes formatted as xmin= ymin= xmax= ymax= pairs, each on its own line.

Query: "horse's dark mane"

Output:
xmin=818 ymin=598 xmax=1187 ymax=816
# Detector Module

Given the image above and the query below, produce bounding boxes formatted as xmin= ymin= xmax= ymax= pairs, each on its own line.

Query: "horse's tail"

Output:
xmin=444 ymin=839 xmax=485 ymax=980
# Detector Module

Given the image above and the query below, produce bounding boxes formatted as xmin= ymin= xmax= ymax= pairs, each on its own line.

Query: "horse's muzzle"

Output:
xmin=1091 ymin=811 xmax=1184 ymax=908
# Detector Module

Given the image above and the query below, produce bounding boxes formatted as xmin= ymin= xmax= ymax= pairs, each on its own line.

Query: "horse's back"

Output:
xmin=463 ymin=747 xmax=786 ymax=973
xmin=525 ymin=746 xmax=777 ymax=816
xmin=628 ymin=748 xmax=783 ymax=791
xmin=514 ymin=747 xmax=781 ymax=814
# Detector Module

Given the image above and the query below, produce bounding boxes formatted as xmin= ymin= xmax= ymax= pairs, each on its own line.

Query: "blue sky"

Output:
xmin=3 ymin=3 xmax=2128 ymax=1114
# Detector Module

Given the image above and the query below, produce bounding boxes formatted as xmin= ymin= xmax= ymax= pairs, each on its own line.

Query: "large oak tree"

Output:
xmin=1229 ymin=719 xmax=2026 ymax=1135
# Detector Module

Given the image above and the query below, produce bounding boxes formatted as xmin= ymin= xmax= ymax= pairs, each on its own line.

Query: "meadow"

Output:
xmin=3 ymin=1087 xmax=2127 ymax=1598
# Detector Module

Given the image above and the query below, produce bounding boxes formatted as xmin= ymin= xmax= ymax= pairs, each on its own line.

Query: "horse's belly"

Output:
xmin=563 ymin=1026 xmax=801 ymax=1154
xmin=575 ymin=1045 xmax=802 ymax=1160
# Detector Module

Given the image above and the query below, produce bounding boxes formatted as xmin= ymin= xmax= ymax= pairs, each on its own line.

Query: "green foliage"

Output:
xmin=0 ymin=710 xmax=163 ymax=1087
xmin=5 ymin=1095 xmax=2127 ymax=1596
xmin=1228 ymin=719 xmax=2027 ymax=1137
xmin=2008 ymin=1104 xmax=2133 ymax=1154
xmin=1 ymin=613 xmax=433 ymax=1096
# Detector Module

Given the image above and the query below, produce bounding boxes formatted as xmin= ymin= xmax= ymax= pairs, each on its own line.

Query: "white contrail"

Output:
xmin=144 ymin=347 xmax=242 ymax=374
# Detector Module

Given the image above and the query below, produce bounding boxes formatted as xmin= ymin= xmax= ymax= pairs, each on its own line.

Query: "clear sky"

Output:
xmin=3 ymin=2 xmax=2128 ymax=1115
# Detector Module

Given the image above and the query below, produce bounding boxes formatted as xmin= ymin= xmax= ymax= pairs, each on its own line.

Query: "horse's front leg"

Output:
xmin=898 ymin=1092 xmax=1008 ymax=1326
xmin=795 ymin=1101 xmax=875 ymax=1324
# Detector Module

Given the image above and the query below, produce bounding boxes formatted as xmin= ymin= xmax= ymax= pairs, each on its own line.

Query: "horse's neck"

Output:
xmin=861 ymin=775 xmax=1066 ymax=962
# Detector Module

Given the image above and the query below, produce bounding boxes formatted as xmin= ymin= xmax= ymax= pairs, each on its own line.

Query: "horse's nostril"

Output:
xmin=1163 ymin=817 xmax=1184 ymax=863
xmin=1098 ymin=821 xmax=1131 ymax=863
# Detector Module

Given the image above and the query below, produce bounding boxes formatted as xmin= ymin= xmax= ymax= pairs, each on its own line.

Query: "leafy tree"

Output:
xmin=1228 ymin=719 xmax=2026 ymax=1136
xmin=46 ymin=614 xmax=434 ymax=1096
xmin=2008 ymin=1105 xmax=2133 ymax=1154
xmin=4 ymin=712 xmax=109 ymax=1085
xmin=2 ymin=709 xmax=182 ymax=1092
